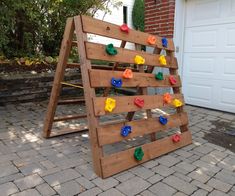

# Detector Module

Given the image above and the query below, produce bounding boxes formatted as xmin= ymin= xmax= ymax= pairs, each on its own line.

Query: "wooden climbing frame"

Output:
xmin=42 ymin=15 xmax=192 ymax=178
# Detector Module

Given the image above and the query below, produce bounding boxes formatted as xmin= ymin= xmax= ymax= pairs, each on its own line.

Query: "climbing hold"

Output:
xmin=134 ymin=55 xmax=145 ymax=65
xmin=120 ymin=24 xmax=129 ymax=33
xmin=105 ymin=98 xmax=116 ymax=112
xmin=147 ymin=35 xmax=156 ymax=45
xmin=121 ymin=125 xmax=132 ymax=137
xmin=134 ymin=147 xmax=144 ymax=161
xmin=106 ymin=43 xmax=118 ymax=55
xmin=159 ymin=55 xmax=167 ymax=65
xmin=155 ymin=72 xmax=164 ymax=80
xmin=123 ymin=68 xmax=133 ymax=79
xmin=172 ymin=134 xmax=181 ymax=143
xmin=159 ymin=116 xmax=168 ymax=125
xmin=111 ymin=78 xmax=123 ymax=88
xmin=163 ymin=93 xmax=172 ymax=104
xmin=162 ymin=37 xmax=168 ymax=48
xmin=169 ymin=75 xmax=177 ymax=85
xmin=134 ymin=97 xmax=144 ymax=108
xmin=172 ymin=99 xmax=183 ymax=107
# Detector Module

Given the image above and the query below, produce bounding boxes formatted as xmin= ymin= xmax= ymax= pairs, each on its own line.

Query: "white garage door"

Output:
xmin=183 ymin=0 xmax=235 ymax=113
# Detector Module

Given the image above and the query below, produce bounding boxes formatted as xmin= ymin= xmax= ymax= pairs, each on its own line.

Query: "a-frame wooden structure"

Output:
xmin=42 ymin=15 xmax=192 ymax=178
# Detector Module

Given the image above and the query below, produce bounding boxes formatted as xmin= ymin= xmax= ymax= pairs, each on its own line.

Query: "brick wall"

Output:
xmin=145 ymin=0 xmax=175 ymax=38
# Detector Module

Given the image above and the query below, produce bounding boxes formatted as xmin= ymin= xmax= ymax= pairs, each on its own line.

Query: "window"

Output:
xmin=123 ymin=6 xmax=128 ymax=24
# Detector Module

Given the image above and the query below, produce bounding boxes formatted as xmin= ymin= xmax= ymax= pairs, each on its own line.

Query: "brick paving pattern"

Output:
xmin=0 ymin=102 xmax=235 ymax=195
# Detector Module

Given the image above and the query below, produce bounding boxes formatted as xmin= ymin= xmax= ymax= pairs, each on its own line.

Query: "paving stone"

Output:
xmin=98 ymin=188 xmax=125 ymax=196
xmin=36 ymin=183 xmax=56 ymax=196
xmin=207 ymin=178 xmax=232 ymax=193
xmin=208 ymin=190 xmax=228 ymax=196
xmin=157 ymin=155 xmax=181 ymax=167
xmin=75 ymin=164 xmax=97 ymax=180
xmin=142 ymin=160 xmax=159 ymax=169
xmin=217 ymin=156 xmax=235 ymax=171
xmin=188 ymin=170 xmax=211 ymax=183
xmin=175 ymin=161 xmax=197 ymax=172
xmin=0 ymin=173 xmax=24 ymax=185
xmin=0 ymin=182 xmax=18 ymax=195
xmin=43 ymin=168 xmax=80 ymax=186
xmin=140 ymin=190 xmax=156 ymax=196
xmin=17 ymin=149 xmax=39 ymax=158
xmin=116 ymin=176 xmax=150 ymax=196
xmin=0 ymin=153 xmax=19 ymax=163
xmin=191 ymin=180 xmax=213 ymax=192
xmin=191 ymin=189 xmax=208 ymax=196
xmin=92 ymin=177 xmax=119 ymax=191
xmin=0 ymin=163 xmax=19 ymax=178
xmin=147 ymin=174 xmax=163 ymax=184
xmin=14 ymin=174 xmax=44 ymax=191
xmin=174 ymin=172 xmax=192 ymax=182
xmin=163 ymin=175 xmax=197 ymax=195
xmin=54 ymin=180 xmax=82 ymax=196
xmin=115 ymin=172 xmax=135 ymax=182
xmin=11 ymin=189 xmax=41 ymax=196
xmin=173 ymin=149 xmax=192 ymax=158
xmin=149 ymin=182 xmax=177 ymax=196
xmin=19 ymin=163 xmax=45 ymax=175
xmin=40 ymin=160 xmax=56 ymax=169
xmin=152 ymin=164 xmax=174 ymax=177
xmin=192 ymin=160 xmax=221 ymax=176
xmin=131 ymin=166 xmax=155 ymax=179
xmin=78 ymin=187 xmax=102 ymax=196
xmin=173 ymin=192 xmax=187 ymax=196
xmin=76 ymin=177 xmax=95 ymax=189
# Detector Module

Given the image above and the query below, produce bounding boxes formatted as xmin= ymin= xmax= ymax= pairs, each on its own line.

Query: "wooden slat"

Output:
xmin=81 ymin=15 xmax=175 ymax=51
xmin=58 ymin=98 xmax=85 ymax=105
xmin=101 ymin=131 xmax=192 ymax=178
xmin=93 ymin=94 xmax=184 ymax=116
xmin=89 ymin=69 xmax=181 ymax=88
xmin=50 ymin=127 xmax=88 ymax=137
xmin=53 ymin=114 xmax=87 ymax=122
xmin=98 ymin=112 xmax=188 ymax=146
xmin=85 ymin=42 xmax=178 ymax=69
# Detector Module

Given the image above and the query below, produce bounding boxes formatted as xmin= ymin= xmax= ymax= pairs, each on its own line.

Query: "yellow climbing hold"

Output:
xmin=134 ymin=55 xmax=145 ymax=65
xmin=159 ymin=55 xmax=167 ymax=65
xmin=105 ymin=98 xmax=116 ymax=112
xmin=172 ymin=99 xmax=183 ymax=107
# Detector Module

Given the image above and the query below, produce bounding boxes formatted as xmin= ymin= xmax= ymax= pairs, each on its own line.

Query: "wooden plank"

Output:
xmin=42 ymin=18 xmax=75 ymax=138
xmin=101 ymin=131 xmax=192 ymax=178
xmin=53 ymin=114 xmax=87 ymax=122
xmin=85 ymin=42 xmax=178 ymax=69
xmin=74 ymin=16 xmax=103 ymax=177
xmin=89 ymin=69 xmax=181 ymax=88
xmin=58 ymin=98 xmax=85 ymax=105
xmin=50 ymin=127 xmax=88 ymax=137
xmin=93 ymin=94 xmax=184 ymax=116
xmin=98 ymin=112 xmax=188 ymax=146
xmin=81 ymin=15 xmax=175 ymax=51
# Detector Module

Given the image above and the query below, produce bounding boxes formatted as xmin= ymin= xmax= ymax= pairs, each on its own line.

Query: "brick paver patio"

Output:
xmin=0 ymin=102 xmax=235 ymax=196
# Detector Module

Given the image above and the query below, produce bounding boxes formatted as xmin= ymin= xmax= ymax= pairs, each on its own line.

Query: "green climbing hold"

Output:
xmin=155 ymin=72 xmax=164 ymax=80
xmin=105 ymin=43 xmax=118 ymax=55
xmin=134 ymin=147 xmax=144 ymax=161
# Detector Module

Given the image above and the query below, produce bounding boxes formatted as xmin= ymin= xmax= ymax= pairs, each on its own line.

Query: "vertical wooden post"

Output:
xmin=74 ymin=16 xmax=103 ymax=177
xmin=42 ymin=18 xmax=75 ymax=138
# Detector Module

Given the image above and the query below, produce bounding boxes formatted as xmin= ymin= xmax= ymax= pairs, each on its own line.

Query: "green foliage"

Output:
xmin=132 ymin=0 xmax=145 ymax=32
xmin=0 ymin=0 xmax=121 ymax=59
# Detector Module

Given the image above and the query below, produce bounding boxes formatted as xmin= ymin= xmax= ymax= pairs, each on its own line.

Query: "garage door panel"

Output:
xmin=221 ymin=55 xmax=235 ymax=81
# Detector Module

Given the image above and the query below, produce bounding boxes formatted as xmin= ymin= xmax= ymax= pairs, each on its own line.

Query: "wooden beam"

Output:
xmin=101 ymin=131 xmax=192 ymax=178
xmin=89 ymin=70 xmax=181 ymax=88
xmin=81 ymin=15 xmax=175 ymax=51
xmin=50 ymin=127 xmax=88 ymax=137
xmin=93 ymin=94 xmax=184 ymax=116
xmin=85 ymin=42 xmax=178 ymax=69
xmin=53 ymin=114 xmax=87 ymax=122
xmin=58 ymin=98 xmax=85 ymax=105
xmin=97 ymin=112 xmax=188 ymax=146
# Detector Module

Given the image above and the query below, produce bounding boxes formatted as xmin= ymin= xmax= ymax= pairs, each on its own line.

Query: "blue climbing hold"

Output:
xmin=111 ymin=78 xmax=123 ymax=88
xmin=121 ymin=126 xmax=132 ymax=137
xmin=159 ymin=116 xmax=168 ymax=125
xmin=162 ymin=37 xmax=168 ymax=48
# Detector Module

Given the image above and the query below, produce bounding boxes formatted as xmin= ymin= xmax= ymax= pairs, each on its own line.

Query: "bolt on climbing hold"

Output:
xmin=121 ymin=125 xmax=132 ymax=137
xmin=155 ymin=72 xmax=164 ymax=80
xmin=172 ymin=134 xmax=181 ymax=143
xmin=172 ymin=99 xmax=183 ymax=107
xmin=162 ymin=37 xmax=168 ymax=48
xmin=134 ymin=147 xmax=144 ymax=161
xmin=111 ymin=78 xmax=123 ymax=88
xmin=169 ymin=75 xmax=177 ymax=85
xmin=120 ymin=24 xmax=129 ymax=33
xmin=159 ymin=116 xmax=168 ymax=125
xmin=105 ymin=98 xmax=116 ymax=112
xmin=147 ymin=35 xmax=156 ymax=45
xmin=163 ymin=93 xmax=172 ymax=104
xmin=106 ymin=43 xmax=118 ymax=55
xmin=159 ymin=55 xmax=167 ymax=65
xmin=134 ymin=55 xmax=145 ymax=65
xmin=123 ymin=68 xmax=133 ymax=79
xmin=134 ymin=97 xmax=144 ymax=108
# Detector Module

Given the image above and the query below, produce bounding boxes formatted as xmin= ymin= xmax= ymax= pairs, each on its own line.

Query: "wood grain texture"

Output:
xmin=101 ymin=131 xmax=192 ymax=178
xmin=85 ymin=42 xmax=178 ymax=69
xmin=93 ymin=94 xmax=184 ymax=116
xmin=97 ymin=112 xmax=188 ymax=146
xmin=89 ymin=69 xmax=181 ymax=88
xmin=81 ymin=15 xmax=175 ymax=51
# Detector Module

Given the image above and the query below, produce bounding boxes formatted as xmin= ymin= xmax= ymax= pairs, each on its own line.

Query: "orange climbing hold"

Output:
xmin=163 ymin=93 xmax=172 ymax=104
xmin=147 ymin=35 xmax=156 ymax=45
xmin=123 ymin=68 xmax=133 ymax=79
